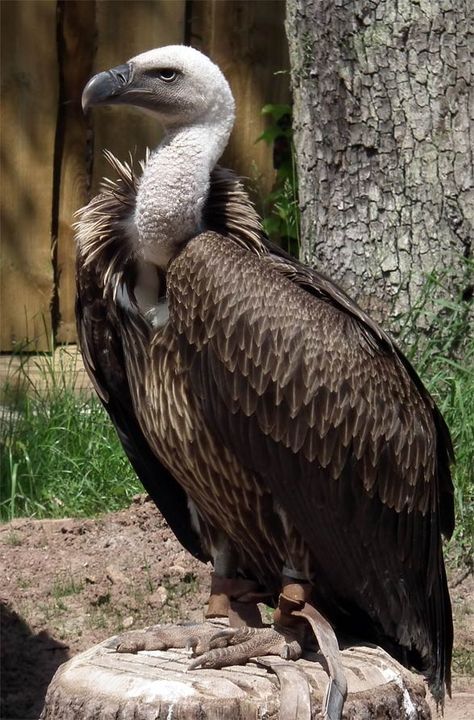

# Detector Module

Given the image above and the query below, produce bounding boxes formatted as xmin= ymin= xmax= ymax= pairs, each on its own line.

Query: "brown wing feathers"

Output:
xmin=169 ymin=233 xmax=439 ymax=514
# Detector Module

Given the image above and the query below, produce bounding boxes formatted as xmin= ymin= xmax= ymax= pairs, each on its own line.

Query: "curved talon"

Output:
xmin=208 ymin=627 xmax=240 ymax=648
xmin=185 ymin=635 xmax=211 ymax=655
xmin=209 ymin=626 xmax=262 ymax=648
xmin=281 ymin=639 xmax=302 ymax=661
xmin=116 ymin=639 xmax=140 ymax=654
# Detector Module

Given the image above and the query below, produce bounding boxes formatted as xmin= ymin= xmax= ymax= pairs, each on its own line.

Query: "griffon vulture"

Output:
xmin=77 ymin=45 xmax=454 ymax=716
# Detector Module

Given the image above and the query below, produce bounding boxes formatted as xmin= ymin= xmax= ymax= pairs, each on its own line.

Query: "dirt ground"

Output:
xmin=1 ymin=495 xmax=472 ymax=719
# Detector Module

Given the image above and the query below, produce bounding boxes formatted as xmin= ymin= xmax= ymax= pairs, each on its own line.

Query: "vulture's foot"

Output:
xmin=188 ymin=625 xmax=303 ymax=669
xmin=114 ymin=620 xmax=228 ymax=655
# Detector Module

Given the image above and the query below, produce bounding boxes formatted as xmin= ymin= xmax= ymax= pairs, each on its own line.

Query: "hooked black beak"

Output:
xmin=82 ymin=63 xmax=133 ymax=113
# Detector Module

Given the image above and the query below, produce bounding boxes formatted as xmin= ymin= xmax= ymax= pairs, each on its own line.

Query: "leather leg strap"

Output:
xmin=206 ymin=573 xmax=270 ymax=627
xmin=293 ymin=603 xmax=347 ymax=720
xmin=255 ymin=657 xmax=311 ymax=720
xmin=274 ymin=580 xmax=311 ymax=629
xmin=275 ymin=579 xmax=347 ymax=720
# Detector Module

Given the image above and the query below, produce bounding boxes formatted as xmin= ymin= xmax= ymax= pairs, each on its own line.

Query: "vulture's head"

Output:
xmin=82 ymin=45 xmax=235 ymax=130
xmin=82 ymin=46 xmax=237 ymax=267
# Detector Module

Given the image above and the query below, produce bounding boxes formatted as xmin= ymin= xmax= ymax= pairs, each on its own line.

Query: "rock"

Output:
xmin=122 ymin=596 xmax=139 ymax=612
xmin=167 ymin=564 xmax=186 ymax=578
xmin=148 ymin=586 xmax=168 ymax=608
xmin=106 ymin=565 xmax=130 ymax=586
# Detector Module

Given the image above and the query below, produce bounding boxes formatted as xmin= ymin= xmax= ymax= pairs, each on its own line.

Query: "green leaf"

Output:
xmin=261 ymin=103 xmax=292 ymax=121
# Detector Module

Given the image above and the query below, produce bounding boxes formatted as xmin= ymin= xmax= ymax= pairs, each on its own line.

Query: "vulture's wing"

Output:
xmin=75 ymin=160 xmax=208 ymax=563
xmin=168 ymin=231 xmax=453 ymax=695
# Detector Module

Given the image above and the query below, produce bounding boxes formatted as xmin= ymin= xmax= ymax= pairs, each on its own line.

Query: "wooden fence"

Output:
xmin=0 ymin=0 xmax=289 ymax=351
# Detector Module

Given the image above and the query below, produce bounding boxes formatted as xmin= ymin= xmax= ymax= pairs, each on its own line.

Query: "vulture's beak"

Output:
xmin=82 ymin=63 xmax=133 ymax=113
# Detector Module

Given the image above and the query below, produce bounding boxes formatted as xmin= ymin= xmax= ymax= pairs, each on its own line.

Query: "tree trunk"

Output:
xmin=40 ymin=630 xmax=431 ymax=719
xmin=286 ymin=0 xmax=472 ymax=331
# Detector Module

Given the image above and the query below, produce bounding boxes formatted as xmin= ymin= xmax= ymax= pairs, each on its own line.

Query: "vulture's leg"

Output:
xmin=206 ymin=535 xmax=267 ymax=627
xmin=189 ymin=572 xmax=308 ymax=670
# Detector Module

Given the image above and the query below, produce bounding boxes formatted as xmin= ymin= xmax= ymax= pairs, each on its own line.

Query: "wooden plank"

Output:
xmin=55 ymin=1 xmax=96 ymax=344
xmin=0 ymin=347 xmax=94 ymax=402
xmin=92 ymin=0 xmax=186 ymax=192
xmin=0 ymin=1 xmax=58 ymax=351
xmin=57 ymin=0 xmax=186 ymax=343
xmin=189 ymin=0 xmax=290 ymax=197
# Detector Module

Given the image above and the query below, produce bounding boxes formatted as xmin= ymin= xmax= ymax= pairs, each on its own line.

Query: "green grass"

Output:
xmin=52 ymin=569 xmax=85 ymax=599
xmin=0 ymin=353 xmax=141 ymax=521
xmin=452 ymin=648 xmax=474 ymax=677
xmin=397 ymin=266 xmax=473 ymax=563
xmin=257 ymin=103 xmax=300 ymax=256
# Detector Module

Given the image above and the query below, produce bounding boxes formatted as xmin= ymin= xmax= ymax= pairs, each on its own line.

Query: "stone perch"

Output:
xmin=40 ymin=628 xmax=431 ymax=719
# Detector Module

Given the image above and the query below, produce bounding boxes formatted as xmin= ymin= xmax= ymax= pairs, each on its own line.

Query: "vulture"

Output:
xmin=77 ymin=45 xmax=454 ymax=715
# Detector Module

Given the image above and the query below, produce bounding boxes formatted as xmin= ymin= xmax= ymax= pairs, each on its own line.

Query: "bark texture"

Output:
xmin=286 ymin=0 xmax=472 ymax=329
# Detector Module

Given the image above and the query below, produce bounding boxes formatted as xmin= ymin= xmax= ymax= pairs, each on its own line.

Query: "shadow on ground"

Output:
xmin=1 ymin=600 xmax=69 ymax=719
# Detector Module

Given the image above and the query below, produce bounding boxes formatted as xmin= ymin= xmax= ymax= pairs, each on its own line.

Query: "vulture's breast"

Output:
xmin=122 ymin=320 xmax=305 ymax=584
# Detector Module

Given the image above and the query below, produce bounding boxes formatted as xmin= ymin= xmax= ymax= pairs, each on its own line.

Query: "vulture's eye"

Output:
xmin=157 ymin=69 xmax=178 ymax=83
xmin=116 ymin=71 xmax=129 ymax=85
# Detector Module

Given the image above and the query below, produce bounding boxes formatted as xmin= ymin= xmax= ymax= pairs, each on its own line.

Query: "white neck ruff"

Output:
xmin=134 ymin=113 xmax=234 ymax=268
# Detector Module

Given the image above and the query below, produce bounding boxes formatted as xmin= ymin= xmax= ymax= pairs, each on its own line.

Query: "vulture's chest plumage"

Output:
xmin=120 ymin=267 xmax=309 ymax=587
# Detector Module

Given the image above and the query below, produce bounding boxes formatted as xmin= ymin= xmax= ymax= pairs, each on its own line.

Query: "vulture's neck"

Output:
xmin=134 ymin=118 xmax=233 ymax=268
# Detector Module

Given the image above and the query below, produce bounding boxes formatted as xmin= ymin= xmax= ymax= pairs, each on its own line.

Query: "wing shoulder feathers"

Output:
xmin=168 ymin=232 xmax=453 ymax=519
